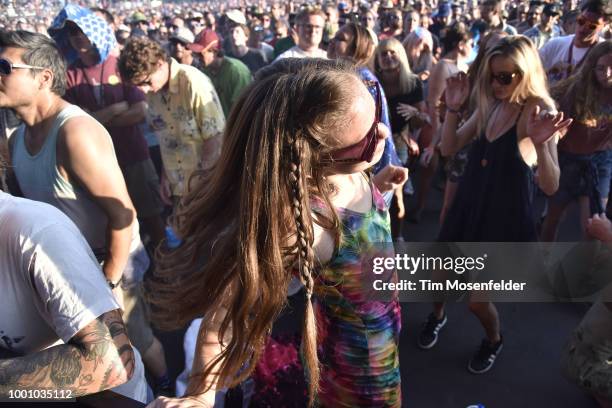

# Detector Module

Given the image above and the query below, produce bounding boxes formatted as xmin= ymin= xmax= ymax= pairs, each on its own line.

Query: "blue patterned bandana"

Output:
xmin=48 ymin=4 xmax=117 ymax=65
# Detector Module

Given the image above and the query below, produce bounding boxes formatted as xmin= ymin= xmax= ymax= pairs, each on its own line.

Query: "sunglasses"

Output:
xmin=329 ymin=81 xmax=382 ymax=164
xmin=491 ymin=71 xmax=518 ymax=86
xmin=0 ymin=58 xmax=45 ymax=76
xmin=576 ymin=16 xmax=601 ymax=30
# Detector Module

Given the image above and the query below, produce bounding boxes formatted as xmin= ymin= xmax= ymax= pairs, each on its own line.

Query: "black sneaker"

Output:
xmin=418 ymin=313 xmax=447 ymax=349
xmin=468 ymin=337 xmax=504 ymax=374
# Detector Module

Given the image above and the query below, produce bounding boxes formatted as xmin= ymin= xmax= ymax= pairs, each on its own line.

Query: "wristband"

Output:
xmin=447 ymin=107 xmax=462 ymax=114
xmin=107 ymin=278 xmax=121 ymax=289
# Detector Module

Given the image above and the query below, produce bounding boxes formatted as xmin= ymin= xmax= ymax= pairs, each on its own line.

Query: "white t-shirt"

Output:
xmin=0 ymin=191 xmax=148 ymax=403
xmin=539 ymin=34 xmax=603 ymax=84
xmin=275 ymin=45 xmax=328 ymax=61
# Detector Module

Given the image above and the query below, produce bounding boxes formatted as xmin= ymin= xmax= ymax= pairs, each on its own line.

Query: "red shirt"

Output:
xmin=65 ymin=55 xmax=149 ymax=168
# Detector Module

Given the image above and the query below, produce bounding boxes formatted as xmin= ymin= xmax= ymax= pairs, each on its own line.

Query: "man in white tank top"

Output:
xmin=0 ymin=107 xmax=148 ymax=403
xmin=1 ymin=30 xmax=171 ymax=397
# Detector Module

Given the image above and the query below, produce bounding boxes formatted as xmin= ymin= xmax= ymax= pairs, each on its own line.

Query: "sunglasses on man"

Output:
xmin=0 ymin=58 xmax=45 ymax=76
xmin=328 ymin=81 xmax=382 ymax=164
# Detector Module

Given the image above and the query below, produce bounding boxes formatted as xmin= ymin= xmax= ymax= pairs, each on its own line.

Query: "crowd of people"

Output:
xmin=0 ymin=0 xmax=611 ymax=407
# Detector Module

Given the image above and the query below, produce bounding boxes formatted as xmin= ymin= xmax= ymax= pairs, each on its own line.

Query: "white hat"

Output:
xmin=170 ymin=27 xmax=195 ymax=44
xmin=226 ymin=9 xmax=247 ymax=26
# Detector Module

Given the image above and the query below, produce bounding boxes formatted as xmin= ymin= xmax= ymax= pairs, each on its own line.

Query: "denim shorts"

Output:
xmin=551 ymin=150 xmax=612 ymax=213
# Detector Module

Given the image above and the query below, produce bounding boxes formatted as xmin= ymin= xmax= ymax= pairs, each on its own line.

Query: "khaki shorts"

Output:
xmin=123 ymin=159 xmax=163 ymax=219
xmin=122 ymin=284 xmax=155 ymax=353
xmin=561 ymin=302 xmax=612 ymax=400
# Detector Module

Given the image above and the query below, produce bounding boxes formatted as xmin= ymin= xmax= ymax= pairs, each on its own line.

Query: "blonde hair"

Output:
xmin=402 ymin=28 xmax=434 ymax=74
xmin=472 ymin=35 xmax=555 ymax=135
xmin=374 ymin=37 xmax=419 ymax=95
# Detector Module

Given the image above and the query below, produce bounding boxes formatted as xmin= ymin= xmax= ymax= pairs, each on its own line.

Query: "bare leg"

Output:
xmin=578 ymin=196 xmax=592 ymax=240
xmin=440 ymin=180 xmax=458 ymax=226
xmin=469 ymin=302 xmax=501 ymax=343
xmin=142 ymin=336 xmax=169 ymax=379
xmin=413 ymin=153 xmax=439 ymax=219
xmin=541 ymin=200 xmax=570 ymax=242
xmin=468 ymin=301 xmax=501 ymax=343
xmin=433 ymin=302 xmax=445 ymax=320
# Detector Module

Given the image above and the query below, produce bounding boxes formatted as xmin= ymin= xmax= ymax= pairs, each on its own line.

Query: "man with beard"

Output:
xmin=169 ymin=27 xmax=196 ymax=67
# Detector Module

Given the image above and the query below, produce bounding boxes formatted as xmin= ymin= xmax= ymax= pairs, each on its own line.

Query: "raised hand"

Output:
xmin=397 ymin=103 xmax=419 ymax=120
xmin=373 ymin=164 xmax=409 ymax=193
xmin=527 ymin=105 xmax=573 ymax=146
xmin=444 ymin=72 xmax=469 ymax=111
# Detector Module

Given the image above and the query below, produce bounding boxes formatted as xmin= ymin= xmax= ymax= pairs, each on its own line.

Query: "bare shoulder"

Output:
xmin=58 ymin=115 xmax=113 ymax=154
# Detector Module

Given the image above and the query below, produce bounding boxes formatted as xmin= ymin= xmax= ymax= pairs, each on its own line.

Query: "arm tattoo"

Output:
xmin=0 ymin=309 xmax=134 ymax=397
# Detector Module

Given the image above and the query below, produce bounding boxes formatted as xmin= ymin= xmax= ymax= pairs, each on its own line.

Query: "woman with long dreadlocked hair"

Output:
xmin=146 ymin=59 xmax=407 ymax=407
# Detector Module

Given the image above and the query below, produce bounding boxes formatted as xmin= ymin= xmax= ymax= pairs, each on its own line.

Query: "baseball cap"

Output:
xmin=437 ymin=2 xmax=452 ymax=17
xmin=226 ymin=9 xmax=247 ymax=26
xmin=131 ymin=12 xmax=147 ymax=24
xmin=170 ymin=26 xmax=195 ymax=45
xmin=187 ymin=29 xmax=219 ymax=53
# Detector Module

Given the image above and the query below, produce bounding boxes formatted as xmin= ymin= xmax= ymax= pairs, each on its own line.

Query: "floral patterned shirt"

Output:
xmin=146 ymin=58 xmax=225 ymax=195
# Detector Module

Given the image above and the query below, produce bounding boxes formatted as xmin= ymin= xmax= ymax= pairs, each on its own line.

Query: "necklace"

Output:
xmin=481 ymin=103 xmax=522 ymax=168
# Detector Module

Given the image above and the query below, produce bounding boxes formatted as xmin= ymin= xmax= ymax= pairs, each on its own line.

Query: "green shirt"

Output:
xmin=203 ymin=57 xmax=252 ymax=118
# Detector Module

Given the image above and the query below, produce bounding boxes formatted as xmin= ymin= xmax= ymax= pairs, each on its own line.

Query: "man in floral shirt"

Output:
xmin=119 ymin=36 xmax=225 ymax=204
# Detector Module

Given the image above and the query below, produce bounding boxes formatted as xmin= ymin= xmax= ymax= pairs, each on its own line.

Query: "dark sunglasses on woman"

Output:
xmin=328 ymin=81 xmax=382 ymax=164
xmin=491 ymin=71 xmax=519 ymax=86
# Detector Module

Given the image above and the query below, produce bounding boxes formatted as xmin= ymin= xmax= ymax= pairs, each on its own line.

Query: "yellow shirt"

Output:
xmin=147 ymin=58 xmax=225 ymax=196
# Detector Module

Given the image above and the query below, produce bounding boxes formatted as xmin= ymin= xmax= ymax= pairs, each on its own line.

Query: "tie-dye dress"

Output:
xmin=313 ymin=180 xmax=402 ymax=407
xmin=252 ymin=179 xmax=402 ymax=407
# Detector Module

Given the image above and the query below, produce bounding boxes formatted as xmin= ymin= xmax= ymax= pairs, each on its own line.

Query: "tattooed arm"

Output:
xmin=0 ymin=309 xmax=134 ymax=397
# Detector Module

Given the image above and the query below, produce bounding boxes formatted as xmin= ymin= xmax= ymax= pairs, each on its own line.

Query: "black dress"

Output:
xmin=438 ymin=120 xmax=538 ymax=242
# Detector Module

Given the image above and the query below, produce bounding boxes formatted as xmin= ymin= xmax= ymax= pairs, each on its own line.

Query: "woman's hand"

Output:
xmin=527 ymin=105 xmax=573 ymax=146
xmin=407 ymin=137 xmax=420 ymax=156
xmin=420 ymin=145 xmax=436 ymax=166
xmin=400 ymin=127 xmax=419 ymax=156
xmin=444 ymin=72 xmax=469 ymax=111
xmin=397 ymin=103 xmax=419 ymax=120
xmin=586 ymin=213 xmax=612 ymax=242
xmin=147 ymin=396 xmax=214 ymax=408
xmin=373 ymin=164 xmax=409 ymax=193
